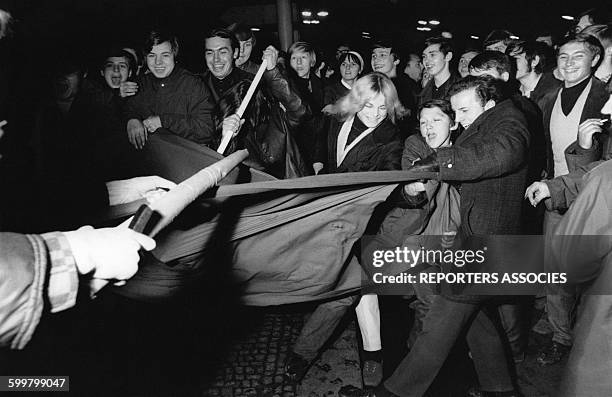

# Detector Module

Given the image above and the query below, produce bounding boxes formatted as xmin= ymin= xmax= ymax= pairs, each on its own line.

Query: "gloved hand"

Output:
xmin=63 ymin=224 xmax=155 ymax=281
xmin=409 ymin=152 xmax=439 ymax=173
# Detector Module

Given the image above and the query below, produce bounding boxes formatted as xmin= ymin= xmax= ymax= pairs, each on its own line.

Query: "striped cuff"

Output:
xmin=41 ymin=232 xmax=79 ymax=313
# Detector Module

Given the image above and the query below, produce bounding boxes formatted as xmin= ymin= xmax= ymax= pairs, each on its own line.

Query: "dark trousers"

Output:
xmin=384 ymin=296 xmax=514 ymax=397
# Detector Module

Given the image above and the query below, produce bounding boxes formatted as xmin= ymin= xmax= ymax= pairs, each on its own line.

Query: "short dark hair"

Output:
xmin=228 ymin=22 xmax=257 ymax=47
xmin=469 ymin=50 xmax=512 ymax=75
xmin=418 ymin=99 xmax=455 ymax=121
xmin=144 ymin=30 xmax=179 ymax=57
xmin=205 ymin=28 xmax=239 ymax=51
xmin=100 ymin=47 xmax=135 ymax=73
xmin=484 ymin=29 xmax=514 ymax=49
xmin=372 ymin=39 xmax=402 ymax=63
xmin=423 ymin=36 xmax=454 ymax=56
xmin=448 ymin=75 xmax=506 ymax=106
xmin=557 ymin=32 xmax=604 ymax=68
xmin=508 ymin=40 xmax=555 ymax=74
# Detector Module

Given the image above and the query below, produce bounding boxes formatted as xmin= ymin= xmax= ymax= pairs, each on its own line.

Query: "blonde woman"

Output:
xmin=287 ymin=72 xmax=407 ymax=386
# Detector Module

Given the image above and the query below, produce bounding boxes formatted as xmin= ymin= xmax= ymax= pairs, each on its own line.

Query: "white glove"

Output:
xmin=64 ymin=225 xmax=155 ymax=281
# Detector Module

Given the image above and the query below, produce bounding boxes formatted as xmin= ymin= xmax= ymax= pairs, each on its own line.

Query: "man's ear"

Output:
xmin=531 ymin=55 xmax=541 ymax=70
xmin=591 ymin=53 xmax=601 ymax=68
xmin=501 ymin=71 xmax=510 ymax=82
xmin=444 ymin=51 xmax=453 ymax=62
xmin=393 ymin=54 xmax=400 ymax=66
xmin=233 ymin=48 xmax=239 ymax=60
xmin=100 ymin=70 xmax=104 ymax=78
xmin=484 ymin=99 xmax=496 ymax=111
xmin=310 ymin=53 xmax=317 ymax=68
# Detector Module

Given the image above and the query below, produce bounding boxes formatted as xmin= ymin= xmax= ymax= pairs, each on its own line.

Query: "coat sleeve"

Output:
xmin=0 ymin=233 xmax=79 ymax=350
xmin=436 ymin=117 xmax=530 ymax=181
xmin=263 ymin=67 xmax=308 ymax=129
xmin=565 ymin=140 xmax=602 ymax=173
xmin=549 ymin=163 xmax=612 ymax=286
xmin=159 ymin=78 xmax=215 ymax=144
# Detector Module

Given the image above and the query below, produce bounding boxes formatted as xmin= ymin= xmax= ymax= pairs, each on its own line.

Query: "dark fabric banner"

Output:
xmin=103 ymin=133 xmax=437 ymax=305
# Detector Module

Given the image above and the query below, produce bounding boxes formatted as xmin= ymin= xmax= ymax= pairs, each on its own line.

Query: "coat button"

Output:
xmin=447 ymin=163 xmax=453 ymax=168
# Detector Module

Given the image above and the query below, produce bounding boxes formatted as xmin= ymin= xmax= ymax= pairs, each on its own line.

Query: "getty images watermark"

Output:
xmin=360 ymin=235 xmax=569 ymax=295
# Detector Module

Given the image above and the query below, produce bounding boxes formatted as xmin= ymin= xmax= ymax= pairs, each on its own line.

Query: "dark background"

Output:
xmin=0 ymin=0 xmax=607 ymax=74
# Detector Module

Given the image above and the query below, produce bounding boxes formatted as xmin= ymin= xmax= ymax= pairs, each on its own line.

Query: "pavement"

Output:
xmin=5 ymin=294 xmax=565 ymax=397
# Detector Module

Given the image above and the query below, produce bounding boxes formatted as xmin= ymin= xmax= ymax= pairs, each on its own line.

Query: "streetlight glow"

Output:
xmin=429 ymin=20 xmax=440 ymax=25
xmin=561 ymin=15 xmax=575 ymax=20
xmin=417 ymin=20 xmax=427 ymax=25
xmin=317 ymin=11 xmax=329 ymax=17
xmin=301 ymin=11 xmax=312 ymax=17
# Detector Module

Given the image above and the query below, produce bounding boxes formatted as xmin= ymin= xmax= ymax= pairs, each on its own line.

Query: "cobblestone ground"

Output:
xmin=201 ymin=309 xmax=361 ymax=397
xmin=199 ymin=306 xmax=562 ymax=397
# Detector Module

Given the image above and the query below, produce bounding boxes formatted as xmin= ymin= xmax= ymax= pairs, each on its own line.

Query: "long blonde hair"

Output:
xmin=326 ymin=72 xmax=408 ymax=124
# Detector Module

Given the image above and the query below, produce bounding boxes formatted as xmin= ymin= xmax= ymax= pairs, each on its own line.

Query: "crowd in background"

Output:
xmin=1 ymin=5 xmax=612 ymax=397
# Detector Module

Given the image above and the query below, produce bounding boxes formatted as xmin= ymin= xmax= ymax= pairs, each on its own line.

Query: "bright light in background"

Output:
xmin=317 ymin=11 xmax=329 ymax=17
xmin=302 ymin=20 xmax=311 ymax=24
xmin=422 ymin=26 xmax=431 ymax=31
xmin=441 ymin=31 xmax=453 ymax=38
xmin=417 ymin=20 xmax=427 ymax=25
xmin=510 ymin=35 xmax=519 ymax=39
xmin=429 ymin=20 xmax=440 ymax=25
xmin=561 ymin=15 xmax=575 ymax=20
xmin=470 ymin=35 xmax=480 ymax=40
xmin=250 ymin=27 xmax=260 ymax=32
xmin=301 ymin=11 xmax=312 ymax=17
xmin=311 ymin=19 xmax=320 ymax=24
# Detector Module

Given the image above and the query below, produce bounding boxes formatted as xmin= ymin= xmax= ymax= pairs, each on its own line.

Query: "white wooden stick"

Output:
xmin=217 ymin=59 xmax=268 ymax=154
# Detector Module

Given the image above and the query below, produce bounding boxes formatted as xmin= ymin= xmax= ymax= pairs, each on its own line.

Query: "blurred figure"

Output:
xmin=484 ymin=29 xmax=515 ymax=53
xmin=575 ymin=8 xmax=609 ymax=33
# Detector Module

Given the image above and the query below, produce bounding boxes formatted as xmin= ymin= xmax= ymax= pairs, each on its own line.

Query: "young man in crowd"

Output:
xmin=125 ymin=30 xmax=215 ymax=148
xmin=530 ymin=33 xmax=608 ymax=366
xmin=371 ymin=40 xmax=417 ymax=119
xmin=230 ymin=22 xmax=260 ymax=75
xmin=468 ymin=50 xmax=546 ymax=360
xmin=508 ymin=41 xmax=562 ymax=111
xmin=288 ymin=41 xmax=325 ymax=172
xmin=483 ymin=29 xmax=515 ymax=53
xmin=81 ymin=48 xmax=141 ymax=181
xmin=202 ymin=28 xmax=255 ymax=103
xmin=418 ymin=36 xmax=460 ymax=107
xmin=369 ymin=75 xmax=530 ymax=397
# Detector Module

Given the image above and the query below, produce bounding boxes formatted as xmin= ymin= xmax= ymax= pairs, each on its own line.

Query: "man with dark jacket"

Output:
xmin=125 ymin=30 xmax=215 ymax=148
xmin=201 ymin=28 xmax=255 ymax=103
xmin=507 ymin=40 xmax=562 ymax=112
xmin=418 ymin=37 xmax=461 ymax=108
xmin=530 ymin=33 xmax=609 ymax=365
xmin=372 ymin=76 xmax=529 ymax=397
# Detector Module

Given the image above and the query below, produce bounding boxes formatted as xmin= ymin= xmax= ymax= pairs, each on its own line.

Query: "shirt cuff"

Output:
xmin=41 ymin=232 xmax=79 ymax=313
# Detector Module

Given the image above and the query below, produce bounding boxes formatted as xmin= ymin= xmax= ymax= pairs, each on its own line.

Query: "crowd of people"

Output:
xmin=1 ymin=5 xmax=612 ymax=397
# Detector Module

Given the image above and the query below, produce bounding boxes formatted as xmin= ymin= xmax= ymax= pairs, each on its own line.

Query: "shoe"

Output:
xmin=284 ymin=352 xmax=311 ymax=383
xmin=467 ymin=387 xmax=524 ymax=397
xmin=537 ymin=341 xmax=570 ymax=366
xmin=362 ymin=360 xmax=383 ymax=387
